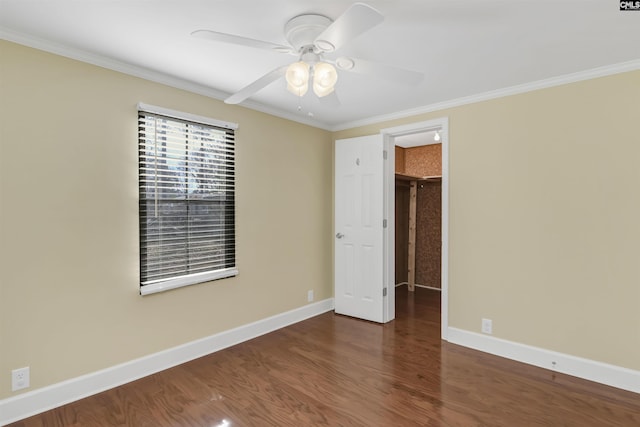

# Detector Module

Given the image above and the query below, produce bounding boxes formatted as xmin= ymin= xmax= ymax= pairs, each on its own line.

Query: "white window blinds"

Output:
xmin=138 ymin=105 xmax=237 ymax=295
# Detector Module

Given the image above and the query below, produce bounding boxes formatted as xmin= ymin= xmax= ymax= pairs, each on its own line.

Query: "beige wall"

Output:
xmin=334 ymin=70 xmax=640 ymax=371
xmin=0 ymin=41 xmax=333 ymax=398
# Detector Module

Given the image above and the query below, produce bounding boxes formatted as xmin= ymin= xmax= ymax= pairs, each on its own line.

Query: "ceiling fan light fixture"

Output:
xmin=285 ymin=61 xmax=310 ymax=96
xmin=312 ymin=62 xmax=338 ymax=97
xmin=192 ymin=3 xmax=393 ymax=104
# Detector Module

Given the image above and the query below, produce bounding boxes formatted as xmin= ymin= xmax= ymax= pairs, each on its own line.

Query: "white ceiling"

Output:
xmin=1 ymin=1 xmax=639 ymax=130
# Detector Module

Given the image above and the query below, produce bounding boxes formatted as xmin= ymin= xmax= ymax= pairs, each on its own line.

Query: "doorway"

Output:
xmin=394 ymin=132 xmax=442 ymax=292
xmin=381 ymin=118 xmax=449 ymax=339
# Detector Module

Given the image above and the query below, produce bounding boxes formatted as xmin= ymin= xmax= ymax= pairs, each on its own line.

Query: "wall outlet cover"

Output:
xmin=12 ymin=367 xmax=30 ymax=391
xmin=481 ymin=318 xmax=493 ymax=335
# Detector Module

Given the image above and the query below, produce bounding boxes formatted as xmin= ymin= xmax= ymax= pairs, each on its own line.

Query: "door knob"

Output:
xmin=336 ymin=232 xmax=344 ymax=239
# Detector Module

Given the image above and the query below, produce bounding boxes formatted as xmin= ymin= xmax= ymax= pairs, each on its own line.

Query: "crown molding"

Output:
xmin=0 ymin=27 xmax=228 ymax=98
xmin=330 ymin=59 xmax=640 ymax=132
xmin=0 ymin=27 xmax=331 ymax=131
xmin=3 ymin=27 xmax=638 ymax=134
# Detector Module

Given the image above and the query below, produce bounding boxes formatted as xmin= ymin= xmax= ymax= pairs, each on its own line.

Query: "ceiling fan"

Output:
xmin=192 ymin=2 xmax=424 ymax=105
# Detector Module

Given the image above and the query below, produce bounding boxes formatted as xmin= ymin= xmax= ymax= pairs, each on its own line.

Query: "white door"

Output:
xmin=334 ymin=135 xmax=384 ymax=323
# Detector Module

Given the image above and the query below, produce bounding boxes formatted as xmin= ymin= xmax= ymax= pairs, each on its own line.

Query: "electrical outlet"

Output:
xmin=481 ymin=318 xmax=493 ymax=335
xmin=11 ymin=367 xmax=30 ymax=391
xmin=307 ymin=290 xmax=314 ymax=302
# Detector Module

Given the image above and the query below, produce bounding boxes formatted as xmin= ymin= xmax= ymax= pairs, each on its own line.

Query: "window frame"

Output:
xmin=137 ymin=103 xmax=238 ymax=296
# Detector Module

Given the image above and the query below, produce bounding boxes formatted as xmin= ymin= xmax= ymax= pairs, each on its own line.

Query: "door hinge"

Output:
xmin=383 ymin=150 xmax=388 ymax=160
xmin=383 ymin=287 xmax=388 ymax=297
xmin=383 ymin=219 xmax=387 ymax=228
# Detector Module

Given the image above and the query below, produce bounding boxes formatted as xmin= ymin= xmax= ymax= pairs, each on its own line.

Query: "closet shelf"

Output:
xmin=395 ymin=173 xmax=442 ymax=182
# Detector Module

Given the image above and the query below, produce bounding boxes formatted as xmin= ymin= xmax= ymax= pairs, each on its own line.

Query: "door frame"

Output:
xmin=381 ymin=118 xmax=449 ymax=340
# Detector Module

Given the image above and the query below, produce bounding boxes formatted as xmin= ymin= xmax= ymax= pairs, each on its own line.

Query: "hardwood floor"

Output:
xmin=9 ymin=287 xmax=640 ymax=426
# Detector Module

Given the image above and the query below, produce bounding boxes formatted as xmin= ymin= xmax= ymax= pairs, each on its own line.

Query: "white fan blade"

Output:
xmin=319 ymin=91 xmax=341 ymax=107
xmin=192 ymin=30 xmax=292 ymax=53
xmin=339 ymin=57 xmax=424 ymax=86
xmin=314 ymin=3 xmax=383 ymax=52
xmin=225 ymin=65 xmax=289 ymax=104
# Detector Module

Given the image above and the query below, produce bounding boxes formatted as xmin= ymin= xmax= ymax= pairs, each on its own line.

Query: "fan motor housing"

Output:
xmin=284 ymin=14 xmax=332 ymax=52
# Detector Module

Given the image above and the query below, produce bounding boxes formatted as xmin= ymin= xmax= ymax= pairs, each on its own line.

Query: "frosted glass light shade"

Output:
xmin=287 ymin=82 xmax=308 ymax=97
xmin=313 ymin=62 xmax=338 ymax=97
xmin=286 ymin=62 xmax=310 ymax=96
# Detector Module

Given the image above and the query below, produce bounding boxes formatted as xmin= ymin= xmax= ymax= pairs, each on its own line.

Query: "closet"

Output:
xmin=395 ymin=141 xmax=442 ymax=291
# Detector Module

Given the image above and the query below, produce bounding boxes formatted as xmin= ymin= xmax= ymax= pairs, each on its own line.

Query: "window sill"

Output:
xmin=140 ymin=268 xmax=238 ymax=296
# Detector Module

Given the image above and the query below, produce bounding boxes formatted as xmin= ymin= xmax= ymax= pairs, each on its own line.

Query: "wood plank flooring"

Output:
xmin=9 ymin=287 xmax=640 ymax=426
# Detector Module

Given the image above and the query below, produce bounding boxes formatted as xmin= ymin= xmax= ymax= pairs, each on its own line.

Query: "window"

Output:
xmin=138 ymin=103 xmax=238 ymax=295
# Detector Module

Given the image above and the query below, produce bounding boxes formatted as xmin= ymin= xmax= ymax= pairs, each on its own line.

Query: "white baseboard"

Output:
xmin=0 ymin=299 xmax=335 ymax=426
xmin=447 ymin=327 xmax=640 ymax=394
